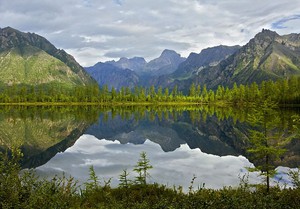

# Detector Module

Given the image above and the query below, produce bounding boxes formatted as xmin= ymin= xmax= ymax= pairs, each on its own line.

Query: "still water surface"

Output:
xmin=0 ymin=106 xmax=298 ymax=190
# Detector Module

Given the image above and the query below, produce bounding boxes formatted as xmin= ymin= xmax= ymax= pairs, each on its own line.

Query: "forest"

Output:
xmin=0 ymin=76 xmax=299 ymax=106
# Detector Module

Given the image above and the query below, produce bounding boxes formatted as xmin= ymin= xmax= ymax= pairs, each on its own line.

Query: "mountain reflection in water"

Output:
xmin=35 ymin=106 xmax=300 ymax=190
xmin=0 ymin=105 xmax=298 ymax=189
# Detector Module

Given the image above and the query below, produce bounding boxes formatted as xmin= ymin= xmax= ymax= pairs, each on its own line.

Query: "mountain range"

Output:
xmin=186 ymin=29 xmax=300 ymax=89
xmin=85 ymin=46 xmax=240 ymax=90
xmin=86 ymin=29 xmax=300 ymax=91
xmin=148 ymin=45 xmax=241 ymax=90
xmin=0 ymin=26 xmax=300 ymax=93
xmin=85 ymin=49 xmax=186 ymax=90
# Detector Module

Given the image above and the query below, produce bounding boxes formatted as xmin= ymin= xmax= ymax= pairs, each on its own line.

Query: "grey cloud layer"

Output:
xmin=1 ymin=0 xmax=300 ymax=66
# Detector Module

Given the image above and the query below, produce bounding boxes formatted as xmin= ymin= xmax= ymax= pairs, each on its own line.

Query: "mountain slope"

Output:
xmin=147 ymin=45 xmax=240 ymax=89
xmin=85 ymin=62 xmax=139 ymax=90
xmin=189 ymin=29 xmax=300 ymax=89
xmin=173 ymin=45 xmax=241 ymax=79
xmin=0 ymin=27 xmax=94 ymax=87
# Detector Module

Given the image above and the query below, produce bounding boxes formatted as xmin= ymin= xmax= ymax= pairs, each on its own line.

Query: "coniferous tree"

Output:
xmin=189 ymin=83 xmax=196 ymax=97
xmin=247 ymin=99 xmax=287 ymax=192
xmin=119 ymin=169 xmax=131 ymax=188
xmin=133 ymin=152 xmax=153 ymax=185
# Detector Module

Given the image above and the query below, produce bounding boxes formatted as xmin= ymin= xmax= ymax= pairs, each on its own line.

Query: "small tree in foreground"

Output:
xmin=133 ymin=152 xmax=153 ymax=185
xmin=85 ymin=166 xmax=100 ymax=191
xmin=119 ymin=169 xmax=131 ymax=188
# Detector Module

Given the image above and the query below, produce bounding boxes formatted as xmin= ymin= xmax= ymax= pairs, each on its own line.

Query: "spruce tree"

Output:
xmin=133 ymin=152 xmax=153 ymax=185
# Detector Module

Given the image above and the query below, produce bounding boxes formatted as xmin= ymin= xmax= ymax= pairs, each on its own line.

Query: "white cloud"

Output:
xmin=1 ymin=0 xmax=300 ymax=66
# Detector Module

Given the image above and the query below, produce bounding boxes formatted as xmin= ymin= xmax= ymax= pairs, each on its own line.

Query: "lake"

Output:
xmin=0 ymin=105 xmax=299 ymax=191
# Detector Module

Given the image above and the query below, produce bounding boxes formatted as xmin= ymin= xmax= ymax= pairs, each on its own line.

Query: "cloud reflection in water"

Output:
xmin=35 ymin=134 xmax=291 ymax=191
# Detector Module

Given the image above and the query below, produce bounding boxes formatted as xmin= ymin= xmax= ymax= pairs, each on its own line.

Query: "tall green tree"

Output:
xmin=247 ymin=100 xmax=287 ymax=192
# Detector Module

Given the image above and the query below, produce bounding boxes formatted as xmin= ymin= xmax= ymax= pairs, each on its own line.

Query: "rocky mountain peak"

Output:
xmin=108 ymin=56 xmax=146 ymax=71
xmin=160 ymin=49 xmax=181 ymax=60
xmin=131 ymin=56 xmax=147 ymax=63
xmin=118 ymin=57 xmax=128 ymax=62
xmin=250 ymin=29 xmax=279 ymax=48
xmin=0 ymin=27 xmax=55 ymax=52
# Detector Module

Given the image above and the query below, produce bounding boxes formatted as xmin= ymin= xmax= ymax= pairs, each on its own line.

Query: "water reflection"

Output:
xmin=35 ymin=106 xmax=300 ymax=190
xmin=36 ymin=134 xmax=261 ymax=190
xmin=36 ymin=134 xmax=294 ymax=190
xmin=0 ymin=106 xmax=97 ymax=168
xmin=0 ymin=105 xmax=299 ymax=189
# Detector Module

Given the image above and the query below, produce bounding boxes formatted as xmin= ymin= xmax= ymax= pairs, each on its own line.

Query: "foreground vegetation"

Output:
xmin=2 ymin=149 xmax=300 ymax=209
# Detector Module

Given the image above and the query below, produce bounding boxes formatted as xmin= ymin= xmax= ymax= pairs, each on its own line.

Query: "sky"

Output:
xmin=1 ymin=0 xmax=300 ymax=66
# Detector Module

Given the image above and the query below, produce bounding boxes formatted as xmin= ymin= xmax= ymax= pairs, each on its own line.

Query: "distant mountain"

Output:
xmin=85 ymin=49 xmax=186 ymax=88
xmin=86 ymin=29 xmax=300 ymax=91
xmin=188 ymin=29 xmax=300 ymax=89
xmin=107 ymin=57 xmax=147 ymax=72
xmin=85 ymin=62 xmax=139 ymax=90
xmin=0 ymin=27 xmax=94 ymax=88
xmin=143 ymin=49 xmax=186 ymax=76
xmin=108 ymin=49 xmax=186 ymax=76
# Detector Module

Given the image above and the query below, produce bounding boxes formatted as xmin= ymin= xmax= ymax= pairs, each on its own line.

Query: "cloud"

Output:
xmin=1 ymin=0 xmax=300 ymax=66
xmin=114 ymin=0 xmax=124 ymax=6
xmin=272 ymin=15 xmax=300 ymax=29
xmin=35 ymin=134 xmax=292 ymax=190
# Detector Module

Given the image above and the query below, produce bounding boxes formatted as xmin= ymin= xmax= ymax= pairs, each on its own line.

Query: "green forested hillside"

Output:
xmin=0 ymin=46 xmax=89 ymax=86
xmin=0 ymin=27 xmax=95 ymax=90
xmin=173 ymin=30 xmax=300 ymax=91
